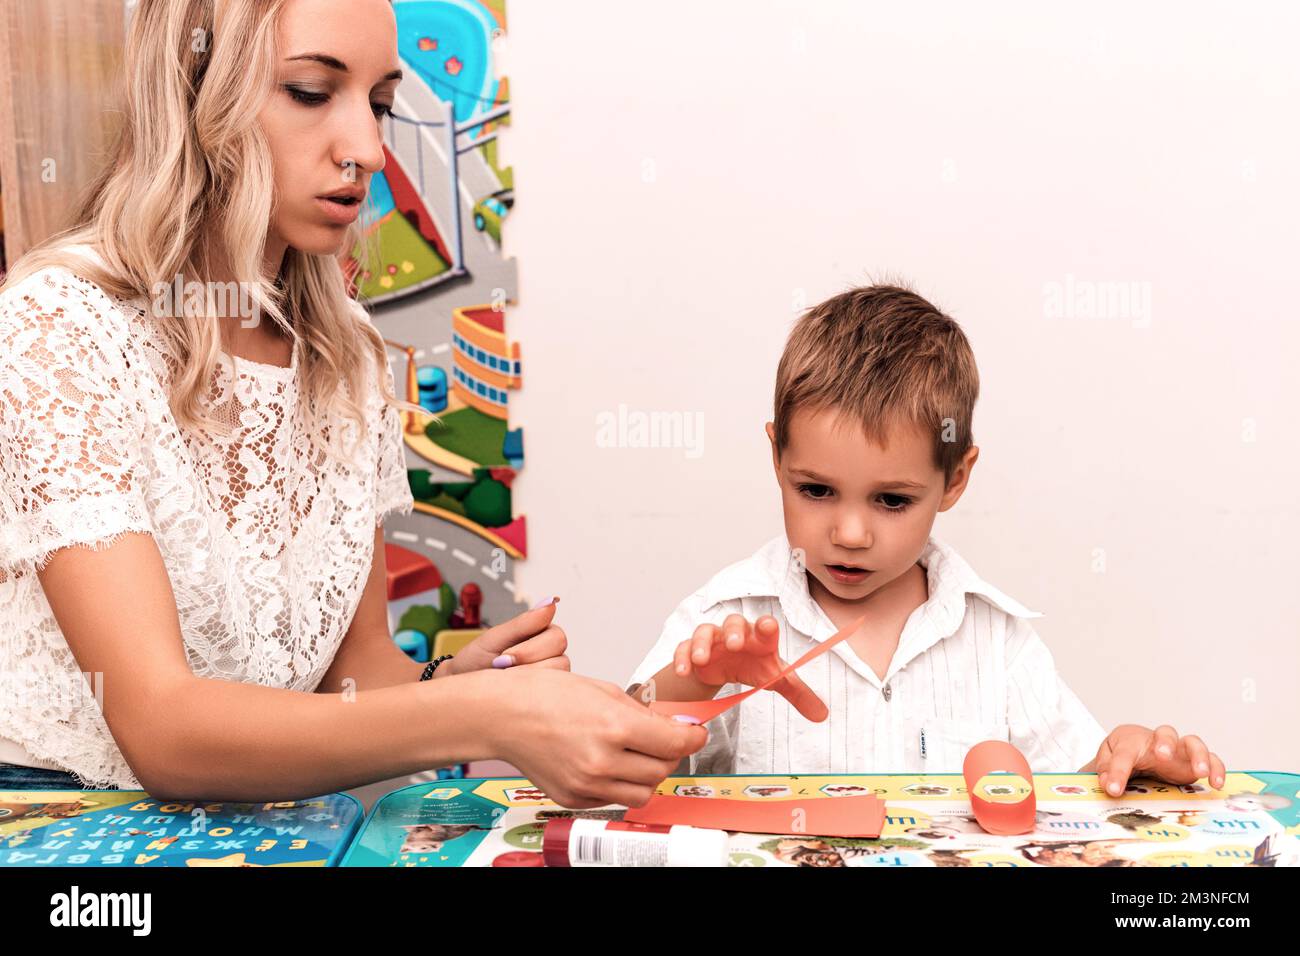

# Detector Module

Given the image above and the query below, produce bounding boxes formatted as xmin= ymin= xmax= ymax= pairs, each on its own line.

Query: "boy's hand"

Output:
xmin=672 ymin=614 xmax=829 ymax=723
xmin=1092 ymin=723 xmax=1226 ymax=796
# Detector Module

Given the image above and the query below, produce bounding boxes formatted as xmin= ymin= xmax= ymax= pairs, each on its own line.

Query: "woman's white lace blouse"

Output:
xmin=0 ymin=261 xmax=415 ymax=789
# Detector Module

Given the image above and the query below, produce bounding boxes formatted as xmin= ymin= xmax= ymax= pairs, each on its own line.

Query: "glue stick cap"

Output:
xmin=541 ymin=817 xmax=575 ymax=867
xmin=492 ymin=851 xmax=544 ymax=867
xmin=666 ymin=824 xmax=731 ymax=867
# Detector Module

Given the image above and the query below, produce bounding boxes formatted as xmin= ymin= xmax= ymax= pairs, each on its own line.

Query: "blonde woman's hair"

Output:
xmin=772 ymin=284 xmax=980 ymax=486
xmin=0 ymin=0 xmax=421 ymax=463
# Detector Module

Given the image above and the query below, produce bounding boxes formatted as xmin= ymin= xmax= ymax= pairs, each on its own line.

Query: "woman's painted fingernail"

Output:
xmin=492 ymin=654 xmax=515 ymax=669
xmin=531 ymin=596 xmax=558 ymax=610
xmin=672 ymin=715 xmax=701 ymax=724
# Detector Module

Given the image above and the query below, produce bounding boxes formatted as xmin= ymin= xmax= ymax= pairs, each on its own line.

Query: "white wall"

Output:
xmin=497 ymin=1 xmax=1300 ymax=772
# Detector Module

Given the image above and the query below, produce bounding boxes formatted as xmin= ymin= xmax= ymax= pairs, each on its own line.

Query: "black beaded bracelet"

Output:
xmin=419 ymin=655 xmax=455 ymax=681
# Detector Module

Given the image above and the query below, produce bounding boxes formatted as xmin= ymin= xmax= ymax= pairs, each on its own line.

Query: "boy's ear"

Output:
xmin=765 ymin=422 xmax=780 ymax=476
xmin=938 ymin=445 xmax=979 ymax=512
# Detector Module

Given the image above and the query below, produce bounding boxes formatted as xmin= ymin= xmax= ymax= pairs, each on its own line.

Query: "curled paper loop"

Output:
xmin=962 ymin=739 xmax=1036 ymax=835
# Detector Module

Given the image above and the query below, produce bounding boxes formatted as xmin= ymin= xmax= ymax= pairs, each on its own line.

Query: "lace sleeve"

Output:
xmin=373 ymin=352 xmax=414 ymax=527
xmin=0 ymin=269 xmax=154 ymax=576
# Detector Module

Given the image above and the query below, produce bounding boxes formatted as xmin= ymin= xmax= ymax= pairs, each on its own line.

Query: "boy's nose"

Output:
xmin=831 ymin=514 xmax=873 ymax=549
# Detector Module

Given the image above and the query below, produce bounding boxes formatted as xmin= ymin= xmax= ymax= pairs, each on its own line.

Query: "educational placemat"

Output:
xmin=340 ymin=771 xmax=1300 ymax=867
xmin=0 ymin=790 xmax=364 ymax=867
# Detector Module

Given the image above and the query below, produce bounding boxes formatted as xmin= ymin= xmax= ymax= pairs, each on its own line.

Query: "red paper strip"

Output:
xmin=623 ymin=793 xmax=885 ymax=838
xmin=649 ymin=614 xmax=869 ymax=722
xmin=962 ymin=739 xmax=1036 ymax=835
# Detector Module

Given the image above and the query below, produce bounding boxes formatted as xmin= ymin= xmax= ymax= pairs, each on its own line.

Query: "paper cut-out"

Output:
xmin=963 ymin=740 xmax=1036 ymax=834
xmin=624 ymin=793 xmax=885 ymax=838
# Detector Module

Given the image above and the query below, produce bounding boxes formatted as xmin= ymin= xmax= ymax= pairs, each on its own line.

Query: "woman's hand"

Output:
xmin=486 ymin=668 xmax=709 ymax=809
xmin=440 ymin=599 xmax=567 ymax=677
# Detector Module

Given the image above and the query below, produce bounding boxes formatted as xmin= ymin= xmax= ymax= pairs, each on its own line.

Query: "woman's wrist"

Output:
xmin=412 ymin=668 xmax=504 ymax=764
xmin=465 ymin=668 xmax=517 ymax=762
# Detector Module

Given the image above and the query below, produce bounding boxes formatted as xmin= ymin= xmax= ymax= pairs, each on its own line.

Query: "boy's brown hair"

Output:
xmin=772 ymin=284 xmax=979 ymax=486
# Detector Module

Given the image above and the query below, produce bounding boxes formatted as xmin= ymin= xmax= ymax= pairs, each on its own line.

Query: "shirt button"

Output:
xmin=882 ymin=682 xmax=892 ymax=702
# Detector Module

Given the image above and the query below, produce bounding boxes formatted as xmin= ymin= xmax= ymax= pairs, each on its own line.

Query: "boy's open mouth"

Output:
xmin=827 ymin=564 xmax=871 ymax=577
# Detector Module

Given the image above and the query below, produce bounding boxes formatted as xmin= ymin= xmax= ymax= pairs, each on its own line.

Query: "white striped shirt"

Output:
xmin=628 ymin=534 xmax=1108 ymax=776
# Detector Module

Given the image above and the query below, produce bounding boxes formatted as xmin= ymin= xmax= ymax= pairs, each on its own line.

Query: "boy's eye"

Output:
xmin=796 ymin=483 xmax=832 ymax=500
xmin=796 ymin=484 xmax=912 ymax=511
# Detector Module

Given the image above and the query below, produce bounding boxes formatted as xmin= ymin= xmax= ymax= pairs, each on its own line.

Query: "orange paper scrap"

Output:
xmin=962 ymin=739 xmax=1036 ymax=835
xmin=649 ymin=614 xmax=869 ymax=723
xmin=623 ymin=793 xmax=885 ymax=838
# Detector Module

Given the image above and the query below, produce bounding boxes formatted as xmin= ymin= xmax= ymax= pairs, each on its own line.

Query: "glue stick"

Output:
xmin=541 ymin=818 xmax=729 ymax=867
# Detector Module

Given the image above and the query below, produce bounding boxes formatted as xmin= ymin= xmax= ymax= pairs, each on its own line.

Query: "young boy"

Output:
xmin=626 ymin=285 xmax=1224 ymax=798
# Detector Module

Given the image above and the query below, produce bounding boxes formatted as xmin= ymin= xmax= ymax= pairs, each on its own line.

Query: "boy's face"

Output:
xmin=766 ymin=406 xmax=977 ymax=607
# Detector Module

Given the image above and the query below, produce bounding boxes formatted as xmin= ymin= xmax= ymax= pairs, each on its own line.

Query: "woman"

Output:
xmin=0 ymin=0 xmax=704 ymax=807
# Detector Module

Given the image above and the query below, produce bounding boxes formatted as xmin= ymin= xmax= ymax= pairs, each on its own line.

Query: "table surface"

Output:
xmin=4 ymin=770 xmax=1297 ymax=867
xmin=340 ymin=770 xmax=1300 ymax=868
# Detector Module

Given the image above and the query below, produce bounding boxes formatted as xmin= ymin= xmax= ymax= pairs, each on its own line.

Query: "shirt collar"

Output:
xmin=701 ymin=533 xmax=1043 ymax=647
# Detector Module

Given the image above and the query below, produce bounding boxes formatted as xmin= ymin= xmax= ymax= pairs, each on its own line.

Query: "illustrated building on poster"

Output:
xmin=348 ymin=0 xmax=526 ymax=671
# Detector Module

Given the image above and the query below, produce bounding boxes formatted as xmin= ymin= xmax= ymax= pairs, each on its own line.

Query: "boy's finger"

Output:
xmin=1181 ymin=734 xmax=1211 ymax=778
xmin=691 ymin=623 xmax=718 ymax=666
xmin=1100 ymin=733 xmax=1145 ymax=796
xmin=673 ymin=639 xmax=694 ymax=677
xmin=746 ymin=616 xmax=780 ymax=654
xmin=1151 ymin=724 xmax=1179 ymax=760
xmin=720 ymin=613 xmax=750 ymax=652
xmin=1207 ymin=753 xmax=1226 ymax=790
xmin=772 ymin=671 xmax=828 ymax=723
